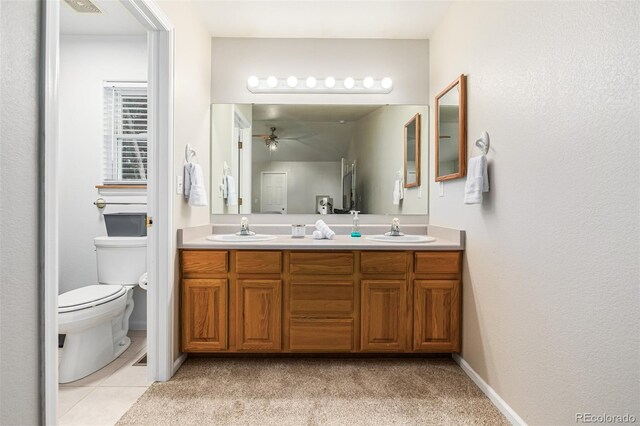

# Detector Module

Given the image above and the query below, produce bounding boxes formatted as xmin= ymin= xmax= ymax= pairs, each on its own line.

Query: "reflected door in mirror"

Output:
xmin=435 ymin=75 xmax=466 ymax=181
xmin=404 ymin=113 xmax=421 ymax=188
xmin=261 ymin=172 xmax=287 ymax=213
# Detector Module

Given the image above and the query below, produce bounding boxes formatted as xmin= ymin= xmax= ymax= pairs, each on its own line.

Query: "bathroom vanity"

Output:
xmin=178 ymin=226 xmax=464 ymax=355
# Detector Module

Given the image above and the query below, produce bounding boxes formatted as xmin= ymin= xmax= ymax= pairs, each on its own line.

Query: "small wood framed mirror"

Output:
xmin=404 ymin=113 xmax=421 ymax=188
xmin=435 ymin=74 xmax=467 ymax=181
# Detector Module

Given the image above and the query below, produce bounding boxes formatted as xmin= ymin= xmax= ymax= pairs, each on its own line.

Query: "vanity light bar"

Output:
xmin=246 ymin=76 xmax=393 ymax=94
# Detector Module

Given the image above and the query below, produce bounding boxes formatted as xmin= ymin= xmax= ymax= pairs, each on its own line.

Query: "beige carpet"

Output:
xmin=117 ymin=358 xmax=508 ymax=425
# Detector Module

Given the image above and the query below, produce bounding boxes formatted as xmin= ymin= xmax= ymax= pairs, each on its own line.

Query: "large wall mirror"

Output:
xmin=404 ymin=113 xmax=421 ymax=188
xmin=435 ymin=74 xmax=467 ymax=181
xmin=210 ymin=104 xmax=429 ymax=215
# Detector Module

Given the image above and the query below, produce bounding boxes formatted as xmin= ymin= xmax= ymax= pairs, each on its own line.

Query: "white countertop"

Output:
xmin=179 ymin=224 xmax=464 ymax=251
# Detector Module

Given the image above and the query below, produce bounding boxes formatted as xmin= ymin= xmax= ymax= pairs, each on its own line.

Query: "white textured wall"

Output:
xmin=59 ymin=35 xmax=148 ymax=329
xmin=0 ymin=0 xmax=41 ymax=424
xmin=156 ymin=0 xmax=212 ymax=361
xmin=211 ymin=38 xmax=429 ymax=105
xmin=348 ymin=105 xmax=429 ymax=215
xmin=428 ymin=2 xmax=640 ymax=424
xmin=251 ymin=161 xmax=342 ymax=214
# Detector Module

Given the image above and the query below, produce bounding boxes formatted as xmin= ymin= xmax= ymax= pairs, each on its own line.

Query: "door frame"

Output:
xmin=42 ymin=0 xmax=175 ymax=423
xmin=260 ymin=171 xmax=288 ymax=214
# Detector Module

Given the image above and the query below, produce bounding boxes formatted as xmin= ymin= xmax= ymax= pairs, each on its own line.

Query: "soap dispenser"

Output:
xmin=350 ymin=210 xmax=361 ymax=237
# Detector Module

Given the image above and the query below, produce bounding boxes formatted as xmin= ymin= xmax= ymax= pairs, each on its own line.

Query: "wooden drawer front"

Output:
xmin=236 ymin=251 xmax=282 ymax=274
xmin=290 ymin=252 xmax=353 ymax=275
xmin=290 ymin=319 xmax=354 ymax=351
xmin=413 ymin=280 xmax=460 ymax=352
xmin=414 ymin=252 xmax=461 ymax=275
xmin=182 ymin=251 xmax=228 ymax=276
xmin=182 ymin=279 xmax=227 ymax=351
xmin=237 ymin=280 xmax=281 ymax=351
xmin=290 ymin=281 xmax=354 ymax=317
xmin=361 ymin=252 xmax=407 ymax=274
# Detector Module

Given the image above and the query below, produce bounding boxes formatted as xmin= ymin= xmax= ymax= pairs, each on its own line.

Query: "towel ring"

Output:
xmin=475 ymin=131 xmax=490 ymax=155
xmin=185 ymin=144 xmax=196 ymax=163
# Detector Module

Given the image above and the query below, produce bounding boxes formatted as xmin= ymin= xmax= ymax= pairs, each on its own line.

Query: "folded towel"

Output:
xmin=464 ymin=155 xmax=489 ymax=204
xmin=184 ymin=163 xmax=208 ymax=207
xmin=184 ymin=164 xmax=192 ymax=198
xmin=315 ymin=219 xmax=335 ymax=239
xmin=224 ymin=175 xmax=238 ymax=206
xmin=393 ymin=178 xmax=404 ymax=205
xmin=312 ymin=230 xmax=325 ymax=240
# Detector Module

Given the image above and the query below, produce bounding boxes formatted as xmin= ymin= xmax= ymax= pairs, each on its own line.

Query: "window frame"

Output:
xmin=103 ymin=81 xmax=149 ymax=185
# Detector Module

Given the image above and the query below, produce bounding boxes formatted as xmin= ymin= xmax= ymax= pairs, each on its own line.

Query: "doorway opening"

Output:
xmin=43 ymin=0 xmax=175 ymax=423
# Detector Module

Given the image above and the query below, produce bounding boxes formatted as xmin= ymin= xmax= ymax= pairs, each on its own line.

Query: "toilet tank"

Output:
xmin=94 ymin=236 xmax=147 ymax=285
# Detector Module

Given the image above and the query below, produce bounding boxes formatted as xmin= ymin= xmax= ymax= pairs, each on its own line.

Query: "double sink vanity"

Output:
xmin=178 ymin=223 xmax=464 ymax=355
xmin=187 ymin=80 xmax=470 ymax=355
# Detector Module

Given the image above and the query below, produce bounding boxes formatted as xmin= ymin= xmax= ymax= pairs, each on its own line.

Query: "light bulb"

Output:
xmin=306 ymin=76 xmax=317 ymax=88
xmin=287 ymin=76 xmax=298 ymax=88
xmin=324 ymin=76 xmax=336 ymax=88
xmin=247 ymin=75 xmax=259 ymax=88
xmin=270 ymin=143 xmax=278 ymax=151
xmin=381 ymin=77 xmax=393 ymax=89
xmin=267 ymin=76 xmax=278 ymax=88
xmin=343 ymin=77 xmax=355 ymax=89
xmin=363 ymin=77 xmax=374 ymax=89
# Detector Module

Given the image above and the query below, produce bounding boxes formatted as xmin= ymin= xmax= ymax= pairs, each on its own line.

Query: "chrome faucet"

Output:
xmin=387 ymin=217 xmax=403 ymax=236
xmin=238 ymin=217 xmax=253 ymax=236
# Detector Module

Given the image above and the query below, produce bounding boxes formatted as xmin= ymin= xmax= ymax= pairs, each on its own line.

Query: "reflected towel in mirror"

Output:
xmin=223 ymin=175 xmax=237 ymax=206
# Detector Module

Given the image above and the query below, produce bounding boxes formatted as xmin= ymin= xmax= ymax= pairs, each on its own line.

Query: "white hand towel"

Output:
xmin=393 ymin=178 xmax=404 ymax=205
xmin=312 ymin=230 xmax=325 ymax=240
xmin=183 ymin=163 xmax=193 ymax=199
xmin=464 ymin=155 xmax=489 ymax=204
xmin=315 ymin=219 xmax=335 ymax=239
xmin=225 ymin=175 xmax=238 ymax=206
xmin=187 ymin=163 xmax=208 ymax=207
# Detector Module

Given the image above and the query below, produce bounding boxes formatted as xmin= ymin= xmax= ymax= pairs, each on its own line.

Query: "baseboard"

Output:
xmin=129 ymin=320 xmax=147 ymax=331
xmin=452 ymin=354 xmax=527 ymax=426
xmin=172 ymin=353 xmax=187 ymax=375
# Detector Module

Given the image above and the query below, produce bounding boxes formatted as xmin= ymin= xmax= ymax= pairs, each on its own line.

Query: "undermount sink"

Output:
xmin=365 ymin=235 xmax=436 ymax=243
xmin=207 ymin=234 xmax=277 ymax=242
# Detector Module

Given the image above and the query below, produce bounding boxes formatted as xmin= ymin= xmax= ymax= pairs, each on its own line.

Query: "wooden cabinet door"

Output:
xmin=237 ymin=279 xmax=282 ymax=351
xmin=413 ymin=280 xmax=460 ymax=352
xmin=361 ymin=280 xmax=406 ymax=351
xmin=182 ymin=279 xmax=227 ymax=352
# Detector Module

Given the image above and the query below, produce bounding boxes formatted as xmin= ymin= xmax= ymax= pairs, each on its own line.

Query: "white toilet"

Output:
xmin=58 ymin=236 xmax=146 ymax=383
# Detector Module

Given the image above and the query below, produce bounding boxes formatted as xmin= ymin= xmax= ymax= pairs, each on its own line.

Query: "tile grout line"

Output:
xmin=58 ymin=386 xmax=97 ymax=420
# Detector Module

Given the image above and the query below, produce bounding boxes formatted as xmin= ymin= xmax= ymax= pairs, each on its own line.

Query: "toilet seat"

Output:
xmin=59 ymin=285 xmax=127 ymax=313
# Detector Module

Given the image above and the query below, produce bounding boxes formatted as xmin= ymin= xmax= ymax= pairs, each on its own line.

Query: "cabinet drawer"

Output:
xmin=290 ymin=281 xmax=354 ymax=317
xmin=414 ymin=252 xmax=461 ymax=275
xmin=236 ymin=251 xmax=282 ymax=274
xmin=290 ymin=252 xmax=353 ymax=275
xmin=182 ymin=251 xmax=228 ymax=276
xmin=290 ymin=318 xmax=354 ymax=351
xmin=361 ymin=252 xmax=407 ymax=274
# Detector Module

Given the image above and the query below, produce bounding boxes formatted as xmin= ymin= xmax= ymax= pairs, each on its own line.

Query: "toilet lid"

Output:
xmin=59 ymin=285 xmax=127 ymax=313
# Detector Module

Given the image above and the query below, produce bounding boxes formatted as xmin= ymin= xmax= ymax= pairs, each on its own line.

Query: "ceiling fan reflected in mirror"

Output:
xmin=253 ymin=126 xmax=280 ymax=151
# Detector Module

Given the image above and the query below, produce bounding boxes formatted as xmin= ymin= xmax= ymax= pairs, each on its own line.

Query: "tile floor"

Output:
xmin=58 ymin=331 xmax=152 ymax=426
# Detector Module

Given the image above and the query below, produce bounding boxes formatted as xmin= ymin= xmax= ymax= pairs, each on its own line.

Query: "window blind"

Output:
xmin=103 ymin=82 xmax=148 ymax=184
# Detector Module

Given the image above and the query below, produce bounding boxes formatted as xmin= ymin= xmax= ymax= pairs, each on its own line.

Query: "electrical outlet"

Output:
xmin=439 ymin=182 xmax=444 ymax=197
xmin=176 ymin=175 xmax=183 ymax=195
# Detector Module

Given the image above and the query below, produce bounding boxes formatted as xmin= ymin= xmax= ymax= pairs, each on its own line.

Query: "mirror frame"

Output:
xmin=404 ymin=113 xmax=421 ymax=188
xmin=435 ymin=74 xmax=467 ymax=182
